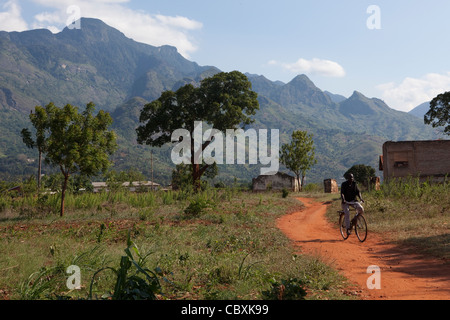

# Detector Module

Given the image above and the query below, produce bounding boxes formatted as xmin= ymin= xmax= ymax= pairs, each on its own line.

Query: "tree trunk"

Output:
xmin=38 ymin=151 xmax=42 ymax=191
xmin=190 ymin=127 xmax=212 ymax=192
xmin=60 ymin=173 xmax=69 ymax=217
xmin=190 ymin=130 xmax=201 ymax=192
xmin=192 ymin=163 xmax=201 ymax=192
xmin=301 ymin=175 xmax=306 ymax=191
xmin=296 ymin=174 xmax=302 ymax=192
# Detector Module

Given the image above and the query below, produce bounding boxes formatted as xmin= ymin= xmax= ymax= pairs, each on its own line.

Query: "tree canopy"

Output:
xmin=425 ymin=92 xmax=450 ymax=135
xmin=136 ymin=71 xmax=259 ymax=189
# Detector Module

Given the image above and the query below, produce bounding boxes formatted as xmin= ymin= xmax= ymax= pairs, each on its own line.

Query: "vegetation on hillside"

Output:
xmin=0 ymin=18 xmax=442 ymax=185
xmin=0 ymin=15 xmax=448 ymax=303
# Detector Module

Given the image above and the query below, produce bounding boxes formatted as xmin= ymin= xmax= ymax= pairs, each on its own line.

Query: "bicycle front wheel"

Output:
xmin=355 ymin=215 xmax=368 ymax=242
xmin=339 ymin=213 xmax=349 ymax=240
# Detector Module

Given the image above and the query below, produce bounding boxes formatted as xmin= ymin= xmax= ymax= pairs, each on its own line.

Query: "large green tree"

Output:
xmin=136 ymin=71 xmax=259 ymax=190
xmin=29 ymin=102 xmax=117 ymax=216
xmin=425 ymin=92 xmax=450 ymax=135
xmin=280 ymin=130 xmax=317 ymax=191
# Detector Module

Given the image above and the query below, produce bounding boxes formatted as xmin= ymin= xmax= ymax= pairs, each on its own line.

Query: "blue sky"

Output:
xmin=2 ymin=0 xmax=450 ymax=112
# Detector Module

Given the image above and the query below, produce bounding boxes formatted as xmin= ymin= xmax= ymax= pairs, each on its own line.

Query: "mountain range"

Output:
xmin=0 ymin=18 xmax=441 ymax=185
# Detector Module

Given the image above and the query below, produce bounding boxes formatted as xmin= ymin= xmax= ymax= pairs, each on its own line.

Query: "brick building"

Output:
xmin=380 ymin=140 xmax=450 ymax=182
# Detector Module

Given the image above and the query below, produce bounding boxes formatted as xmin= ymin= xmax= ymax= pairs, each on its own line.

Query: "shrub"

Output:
xmin=184 ymin=198 xmax=211 ymax=217
xmin=183 ymin=191 xmax=216 ymax=217
xmin=262 ymin=277 xmax=307 ymax=300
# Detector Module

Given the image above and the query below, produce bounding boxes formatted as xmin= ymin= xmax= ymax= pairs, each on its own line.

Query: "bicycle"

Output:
xmin=338 ymin=201 xmax=368 ymax=242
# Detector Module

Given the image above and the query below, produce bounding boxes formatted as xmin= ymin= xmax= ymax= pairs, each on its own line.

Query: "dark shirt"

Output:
xmin=341 ymin=180 xmax=360 ymax=202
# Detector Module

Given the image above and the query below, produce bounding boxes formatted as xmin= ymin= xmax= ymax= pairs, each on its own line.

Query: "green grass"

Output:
xmin=0 ymin=188 xmax=351 ymax=300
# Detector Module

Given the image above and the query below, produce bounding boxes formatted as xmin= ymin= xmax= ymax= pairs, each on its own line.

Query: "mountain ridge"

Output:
xmin=409 ymin=101 xmax=430 ymax=118
xmin=0 ymin=18 xmax=215 ymax=113
xmin=0 ymin=18 xmax=441 ymax=184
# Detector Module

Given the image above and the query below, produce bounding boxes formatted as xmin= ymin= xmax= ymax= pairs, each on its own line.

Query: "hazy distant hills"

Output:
xmin=409 ymin=102 xmax=430 ymax=119
xmin=243 ymin=73 xmax=438 ymax=182
xmin=0 ymin=18 xmax=440 ymax=184
xmin=246 ymin=73 xmax=437 ymax=142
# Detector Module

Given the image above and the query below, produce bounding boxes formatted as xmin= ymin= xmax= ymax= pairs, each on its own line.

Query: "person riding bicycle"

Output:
xmin=341 ymin=173 xmax=365 ymax=235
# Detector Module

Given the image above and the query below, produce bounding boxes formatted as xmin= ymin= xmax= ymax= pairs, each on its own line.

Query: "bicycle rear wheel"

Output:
xmin=339 ymin=213 xmax=349 ymax=240
xmin=355 ymin=215 xmax=368 ymax=242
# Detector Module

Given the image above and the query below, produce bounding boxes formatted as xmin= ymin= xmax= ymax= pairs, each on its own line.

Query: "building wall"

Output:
xmin=382 ymin=140 xmax=450 ymax=182
xmin=323 ymin=179 xmax=338 ymax=193
xmin=252 ymin=172 xmax=299 ymax=192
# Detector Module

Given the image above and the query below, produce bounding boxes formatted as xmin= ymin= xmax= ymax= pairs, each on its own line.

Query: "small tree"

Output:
xmin=39 ymin=102 xmax=117 ymax=216
xmin=280 ymin=130 xmax=317 ymax=191
xmin=425 ymin=92 xmax=450 ymax=135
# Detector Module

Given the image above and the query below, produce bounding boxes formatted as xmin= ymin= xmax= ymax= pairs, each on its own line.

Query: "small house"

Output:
xmin=323 ymin=179 xmax=338 ymax=193
xmin=380 ymin=140 xmax=450 ymax=182
xmin=252 ymin=172 xmax=299 ymax=192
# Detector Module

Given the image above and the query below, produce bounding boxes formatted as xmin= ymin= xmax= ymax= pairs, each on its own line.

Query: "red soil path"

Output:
xmin=277 ymin=197 xmax=450 ymax=300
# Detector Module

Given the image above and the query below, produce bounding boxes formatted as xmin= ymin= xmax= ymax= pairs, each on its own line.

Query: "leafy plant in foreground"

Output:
xmin=89 ymin=231 xmax=161 ymax=300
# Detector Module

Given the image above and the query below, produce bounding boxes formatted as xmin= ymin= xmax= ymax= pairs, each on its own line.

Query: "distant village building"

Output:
xmin=380 ymin=140 xmax=450 ymax=182
xmin=252 ymin=172 xmax=299 ymax=192
xmin=323 ymin=179 xmax=338 ymax=193
xmin=92 ymin=181 xmax=160 ymax=193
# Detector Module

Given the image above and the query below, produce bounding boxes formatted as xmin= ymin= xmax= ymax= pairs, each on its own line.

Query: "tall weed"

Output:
xmin=372 ymin=176 xmax=449 ymax=201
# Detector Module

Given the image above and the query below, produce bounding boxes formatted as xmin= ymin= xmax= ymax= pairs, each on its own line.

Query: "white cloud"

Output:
xmin=3 ymin=0 xmax=202 ymax=58
xmin=269 ymin=58 xmax=346 ymax=78
xmin=98 ymin=11 xmax=203 ymax=58
xmin=376 ymin=72 xmax=450 ymax=112
xmin=0 ymin=0 xmax=28 ymax=31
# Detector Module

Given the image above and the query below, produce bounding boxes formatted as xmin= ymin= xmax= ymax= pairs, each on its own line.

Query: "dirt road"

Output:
xmin=277 ymin=197 xmax=450 ymax=300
